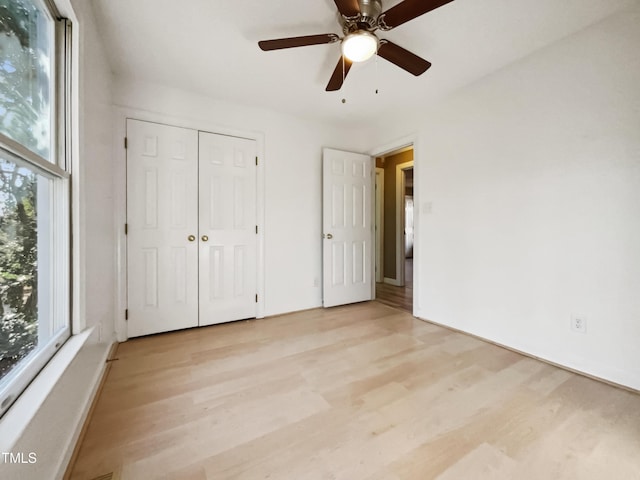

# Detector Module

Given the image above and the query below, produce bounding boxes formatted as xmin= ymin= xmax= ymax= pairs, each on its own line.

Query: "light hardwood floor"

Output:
xmin=70 ymin=302 xmax=640 ymax=480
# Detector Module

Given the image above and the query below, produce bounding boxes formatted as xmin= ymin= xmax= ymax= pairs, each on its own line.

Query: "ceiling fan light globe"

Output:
xmin=342 ymin=31 xmax=378 ymax=63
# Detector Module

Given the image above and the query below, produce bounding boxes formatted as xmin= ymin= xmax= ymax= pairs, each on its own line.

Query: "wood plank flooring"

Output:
xmin=375 ymin=283 xmax=413 ymax=312
xmin=70 ymin=302 xmax=640 ymax=480
xmin=376 ymin=259 xmax=413 ymax=312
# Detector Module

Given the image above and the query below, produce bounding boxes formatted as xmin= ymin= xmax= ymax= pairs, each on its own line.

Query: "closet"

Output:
xmin=126 ymin=119 xmax=257 ymax=337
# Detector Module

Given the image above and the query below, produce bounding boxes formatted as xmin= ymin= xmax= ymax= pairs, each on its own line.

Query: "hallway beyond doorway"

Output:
xmin=376 ymin=258 xmax=413 ymax=313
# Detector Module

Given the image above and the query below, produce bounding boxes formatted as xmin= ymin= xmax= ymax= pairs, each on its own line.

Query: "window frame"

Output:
xmin=0 ymin=0 xmax=72 ymax=418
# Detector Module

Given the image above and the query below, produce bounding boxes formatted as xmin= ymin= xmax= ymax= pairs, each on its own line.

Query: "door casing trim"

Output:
xmin=396 ymin=159 xmax=414 ymax=288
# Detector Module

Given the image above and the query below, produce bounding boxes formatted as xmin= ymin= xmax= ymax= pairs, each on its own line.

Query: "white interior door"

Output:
xmin=322 ymin=148 xmax=374 ymax=308
xmin=198 ymin=131 xmax=257 ymax=326
xmin=127 ymin=119 xmax=199 ymax=337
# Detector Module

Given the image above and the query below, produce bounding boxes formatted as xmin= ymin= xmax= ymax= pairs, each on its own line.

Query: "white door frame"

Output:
xmin=113 ymin=109 xmax=266 ymax=342
xmin=375 ymin=167 xmax=384 ymax=283
xmin=370 ymin=135 xmax=418 ymax=315
xmin=396 ymin=160 xmax=414 ymax=288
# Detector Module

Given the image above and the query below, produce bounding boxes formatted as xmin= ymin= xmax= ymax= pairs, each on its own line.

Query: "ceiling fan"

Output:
xmin=258 ymin=0 xmax=454 ymax=91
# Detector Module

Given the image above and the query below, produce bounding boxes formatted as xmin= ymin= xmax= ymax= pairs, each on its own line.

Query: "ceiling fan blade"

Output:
xmin=258 ymin=34 xmax=339 ymax=51
xmin=377 ymin=41 xmax=431 ymax=76
xmin=379 ymin=0 xmax=454 ymax=30
xmin=333 ymin=0 xmax=360 ymax=17
xmin=326 ymin=56 xmax=353 ymax=91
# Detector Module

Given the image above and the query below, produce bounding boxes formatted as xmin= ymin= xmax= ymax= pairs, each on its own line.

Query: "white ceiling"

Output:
xmin=91 ymin=0 xmax=636 ymax=126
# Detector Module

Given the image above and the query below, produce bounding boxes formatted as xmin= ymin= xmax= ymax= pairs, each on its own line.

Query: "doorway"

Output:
xmin=374 ymin=147 xmax=414 ymax=313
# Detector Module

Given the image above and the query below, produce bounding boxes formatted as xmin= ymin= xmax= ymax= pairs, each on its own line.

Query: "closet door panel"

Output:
xmin=127 ymin=120 xmax=199 ymax=337
xmin=198 ymin=132 xmax=257 ymax=325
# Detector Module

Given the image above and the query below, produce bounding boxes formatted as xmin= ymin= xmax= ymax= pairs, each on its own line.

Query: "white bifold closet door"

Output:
xmin=127 ymin=120 xmax=199 ymax=337
xmin=198 ymin=131 xmax=257 ymax=327
xmin=127 ymin=119 xmax=257 ymax=338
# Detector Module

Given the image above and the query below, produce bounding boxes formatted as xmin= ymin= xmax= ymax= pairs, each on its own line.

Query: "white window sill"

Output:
xmin=0 ymin=327 xmax=94 ymax=452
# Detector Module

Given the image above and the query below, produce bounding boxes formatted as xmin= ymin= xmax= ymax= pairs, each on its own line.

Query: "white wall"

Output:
xmin=112 ymin=79 xmax=369 ymax=319
xmin=370 ymin=6 xmax=640 ymax=389
xmin=76 ymin=6 xmax=116 ymax=343
xmin=2 ymin=1 xmax=116 ymax=478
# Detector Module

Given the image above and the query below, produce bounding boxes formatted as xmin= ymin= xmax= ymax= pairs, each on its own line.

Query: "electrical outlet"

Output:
xmin=313 ymin=277 xmax=320 ymax=288
xmin=571 ymin=315 xmax=587 ymax=334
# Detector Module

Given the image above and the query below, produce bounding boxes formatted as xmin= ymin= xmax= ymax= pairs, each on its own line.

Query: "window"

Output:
xmin=0 ymin=0 xmax=71 ymax=417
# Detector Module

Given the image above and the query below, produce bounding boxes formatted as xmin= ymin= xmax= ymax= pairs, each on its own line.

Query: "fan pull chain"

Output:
xmin=341 ymin=55 xmax=347 ymax=104
xmin=375 ymin=46 xmax=379 ymax=95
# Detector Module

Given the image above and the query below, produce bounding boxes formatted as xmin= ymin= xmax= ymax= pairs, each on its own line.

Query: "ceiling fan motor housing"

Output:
xmin=344 ymin=0 xmax=382 ymax=31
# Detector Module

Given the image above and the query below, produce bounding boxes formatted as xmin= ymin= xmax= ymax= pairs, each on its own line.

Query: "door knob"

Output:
xmin=188 ymin=235 xmax=196 ymax=242
xmin=326 ymin=233 xmax=333 ymax=239
xmin=201 ymin=235 xmax=209 ymax=242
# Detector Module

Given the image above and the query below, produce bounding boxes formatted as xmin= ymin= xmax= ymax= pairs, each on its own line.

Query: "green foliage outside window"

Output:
xmin=1 ymin=0 xmax=51 ymax=158
xmin=0 ymin=162 xmax=37 ymax=377
xmin=0 ymin=0 xmax=50 ymax=379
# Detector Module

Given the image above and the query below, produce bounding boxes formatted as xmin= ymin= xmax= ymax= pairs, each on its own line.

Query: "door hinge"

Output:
xmin=125 ymin=309 xmax=129 ymax=320
xmin=124 ymin=137 xmax=128 ymax=149
xmin=255 ymin=225 xmax=258 ymax=234
xmin=255 ymin=156 xmax=258 ymax=166
xmin=125 ymin=223 xmax=128 ymax=235
xmin=255 ymin=294 xmax=258 ymax=303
